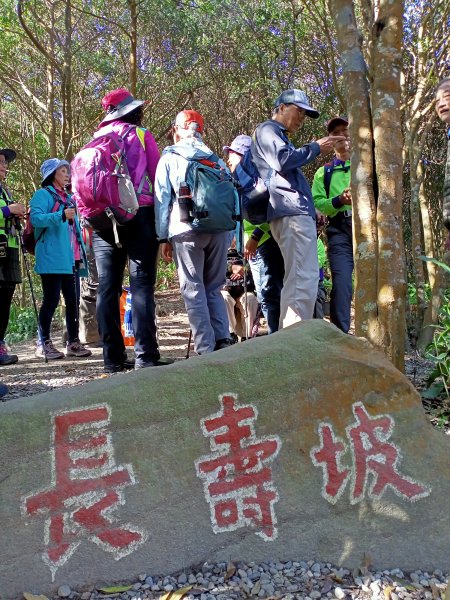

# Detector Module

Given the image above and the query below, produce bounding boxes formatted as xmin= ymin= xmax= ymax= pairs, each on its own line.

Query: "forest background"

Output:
xmin=0 ymin=0 xmax=449 ymax=381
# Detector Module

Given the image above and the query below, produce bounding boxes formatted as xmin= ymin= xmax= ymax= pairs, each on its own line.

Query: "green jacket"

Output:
xmin=312 ymin=160 xmax=351 ymax=218
xmin=243 ymin=220 xmax=271 ymax=247
xmin=0 ymin=186 xmax=19 ymax=249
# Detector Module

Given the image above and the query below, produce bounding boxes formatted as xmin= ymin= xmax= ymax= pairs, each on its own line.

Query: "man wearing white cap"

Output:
xmin=251 ymin=89 xmax=344 ymax=328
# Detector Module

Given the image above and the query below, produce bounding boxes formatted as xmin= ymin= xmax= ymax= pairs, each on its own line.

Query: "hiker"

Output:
xmin=76 ymin=88 xmax=171 ymax=371
xmin=251 ymin=89 xmax=345 ymax=328
xmin=78 ymin=226 xmax=101 ymax=347
xmin=312 ymin=117 xmax=353 ymax=333
xmin=224 ymin=134 xmax=284 ymax=334
xmin=30 ymin=159 xmax=91 ymax=360
xmin=313 ymin=236 xmax=328 ymax=320
xmin=0 ymin=148 xmax=25 ymax=365
xmin=435 ymin=78 xmax=450 ymax=250
xmin=221 ymin=245 xmax=259 ymax=342
xmin=155 ymin=110 xmax=232 ymax=355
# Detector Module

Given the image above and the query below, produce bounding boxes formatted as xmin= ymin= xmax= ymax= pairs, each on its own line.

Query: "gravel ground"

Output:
xmin=46 ymin=560 xmax=448 ymax=600
xmin=4 ymin=291 xmax=449 ymax=599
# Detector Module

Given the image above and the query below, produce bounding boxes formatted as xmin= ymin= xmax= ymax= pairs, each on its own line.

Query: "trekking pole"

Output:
xmin=15 ymin=219 xmax=48 ymax=364
xmin=186 ymin=328 xmax=192 ymax=360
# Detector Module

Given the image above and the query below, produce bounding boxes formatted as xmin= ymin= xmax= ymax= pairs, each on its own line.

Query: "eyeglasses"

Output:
xmin=0 ymin=160 xmax=8 ymax=166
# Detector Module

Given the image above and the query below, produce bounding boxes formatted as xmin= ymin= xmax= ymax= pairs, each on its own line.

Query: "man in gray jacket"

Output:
xmin=435 ymin=78 xmax=450 ymax=250
xmin=155 ymin=110 xmax=231 ymax=355
xmin=251 ymin=89 xmax=344 ymax=328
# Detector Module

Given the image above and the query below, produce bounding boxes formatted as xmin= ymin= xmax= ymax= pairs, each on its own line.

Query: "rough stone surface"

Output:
xmin=0 ymin=321 xmax=449 ymax=599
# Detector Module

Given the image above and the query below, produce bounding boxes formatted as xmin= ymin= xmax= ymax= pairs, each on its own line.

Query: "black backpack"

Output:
xmin=234 ymin=150 xmax=271 ymax=225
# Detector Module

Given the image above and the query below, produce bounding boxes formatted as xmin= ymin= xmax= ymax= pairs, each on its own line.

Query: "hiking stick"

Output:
xmin=186 ymin=328 xmax=192 ymax=359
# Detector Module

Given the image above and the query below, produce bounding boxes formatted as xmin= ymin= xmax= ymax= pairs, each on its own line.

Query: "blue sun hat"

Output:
xmin=40 ymin=158 xmax=70 ymax=184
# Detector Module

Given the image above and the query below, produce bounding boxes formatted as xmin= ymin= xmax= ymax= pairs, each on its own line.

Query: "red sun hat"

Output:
xmin=175 ymin=110 xmax=204 ymax=134
xmin=101 ymin=88 xmax=144 ymax=123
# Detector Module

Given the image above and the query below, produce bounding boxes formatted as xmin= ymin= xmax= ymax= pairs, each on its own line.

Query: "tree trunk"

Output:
xmin=331 ymin=0 xmax=405 ymax=371
xmin=128 ymin=0 xmax=138 ymax=95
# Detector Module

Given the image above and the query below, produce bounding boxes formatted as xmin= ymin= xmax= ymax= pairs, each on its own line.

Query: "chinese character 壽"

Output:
xmin=196 ymin=394 xmax=281 ymax=540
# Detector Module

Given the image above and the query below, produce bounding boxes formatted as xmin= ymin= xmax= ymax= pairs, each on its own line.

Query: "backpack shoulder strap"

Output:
xmin=43 ymin=186 xmax=65 ymax=210
xmin=323 ymin=162 xmax=335 ymax=199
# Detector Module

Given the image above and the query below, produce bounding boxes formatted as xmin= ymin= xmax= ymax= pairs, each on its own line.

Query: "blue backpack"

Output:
xmin=234 ymin=150 xmax=270 ymax=225
xmin=179 ymin=153 xmax=239 ymax=233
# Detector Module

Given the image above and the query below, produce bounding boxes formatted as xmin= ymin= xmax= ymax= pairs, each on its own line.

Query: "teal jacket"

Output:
xmin=30 ymin=186 xmax=87 ymax=276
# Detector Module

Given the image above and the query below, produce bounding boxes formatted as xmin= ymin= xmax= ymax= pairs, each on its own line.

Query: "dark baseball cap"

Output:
xmin=327 ymin=116 xmax=349 ymax=133
xmin=274 ymin=89 xmax=320 ymax=119
xmin=223 ymin=134 xmax=252 ymax=155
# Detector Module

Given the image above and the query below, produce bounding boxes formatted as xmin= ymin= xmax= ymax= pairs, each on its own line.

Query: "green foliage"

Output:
xmin=407 ymin=282 xmax=431 ymax=306
xmin=5 ymin=305 xmax=37 ymax=344
xmin=420 ymin=256 xmax=450 ymax=399
xmin=424 ymin=289 xmax=450 ymax=399
xmin=156 ymin=259 xmax=178 ymax=291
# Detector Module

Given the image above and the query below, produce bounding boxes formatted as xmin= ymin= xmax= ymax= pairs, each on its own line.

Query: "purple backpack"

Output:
xmin=71 ymin=126 xmax=146 ymax=245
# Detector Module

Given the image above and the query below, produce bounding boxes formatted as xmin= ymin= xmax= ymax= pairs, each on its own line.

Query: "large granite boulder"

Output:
xmin=0 ymin=320 xmax=448 ymax=599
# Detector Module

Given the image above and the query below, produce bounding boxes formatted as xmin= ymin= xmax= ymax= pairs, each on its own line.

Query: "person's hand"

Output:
xmin=64 ymin=207 xmax=76 ymax=221
xmin=316 ymin=136 xmax=346 ymax=155
xmin=244 ymin=238 xmax=258 ymax=260
xmin=230 ymin=264 xmax=244 ymax=280
xmin=8 ymin=203 xmax=26 ymax=217
xmin=339 ymin=188 xmax=352 ymax=206
xmin=161 ymin=242 xmax=173 ymax=262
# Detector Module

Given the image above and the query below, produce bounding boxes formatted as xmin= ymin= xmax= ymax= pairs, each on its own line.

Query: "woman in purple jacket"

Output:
xmin=89 ymin=88 xmax=172 ymax=372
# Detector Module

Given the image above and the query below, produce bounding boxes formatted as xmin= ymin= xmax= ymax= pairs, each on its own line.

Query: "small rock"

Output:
xmin=390 ymin=594 xmax=400 ymax=600
xmin=420 ymin=579 xmax=429 ymax=587
xmin=145 ymin=576 xmax=154 ymax=586
xmin=410 ymin=572 xmax=420 ymax=583
xmin=369 ymin=581 xmax=380 ymax=595
xmin=188 ymin=573 xmax=197 ymax=584
xmin=178 ymin=573 xmax=188 ymax=585
xmin=133 ymin=583 xmax=142 ymax=590
xmin=334 ymin=587 xmax=345 ymax=599
xmin=81 ymin=594 xmax=91 ymax=600
xmin=312 ymin=563 xmax=322 ymax=573
xmin=58 ymin=585 xmax=71 ymax=598
xmin=139 ymin=574 xmax=147 ymax=582
xmin=310 ymin=590 xmax=322 ymax=598
xmin=164 ymin=584 xmax=174 ymax=592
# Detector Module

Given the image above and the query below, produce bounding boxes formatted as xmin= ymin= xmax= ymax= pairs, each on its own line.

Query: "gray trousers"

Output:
xmin=79 ymin=242 xmax=100 ymax=345
xmin=270 ymin=214 xmax=319 ymax=327
xmin=172 ymin=231 xmax=229 ymax=354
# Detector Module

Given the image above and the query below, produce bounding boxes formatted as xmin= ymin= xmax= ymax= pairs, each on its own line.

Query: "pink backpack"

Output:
xmin=71 ymin=126 xmax=146 ymax=246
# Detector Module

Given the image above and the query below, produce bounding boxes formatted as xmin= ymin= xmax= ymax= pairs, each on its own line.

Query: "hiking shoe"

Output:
xmin=66 ymin=340 xmax=92 ymax=358
xmin=35 ymin=340 xmax=65 ymax=360
xmin=0 ymin=341 xmax=18 ymax=365
xmin=230 ymin=333 xmax=239 ymax=344
xmin=104 ymin=358 xmax=135 ymax=373
xmin=134 ymin=357 xmax=175 ymax=370
xmin=214 ymin=338 xmax=233 ymax=351
xmin=0 ymin=382 xmax=8 ymax=398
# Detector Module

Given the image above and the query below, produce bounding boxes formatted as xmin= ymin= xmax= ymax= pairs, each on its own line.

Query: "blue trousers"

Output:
xmin=92 ymin=207 xmax=160 ymax=369
xmin=249 ymin=236 xmax=284 ymax=334
xmin=326 ymin=215 xmax=353 ymax=333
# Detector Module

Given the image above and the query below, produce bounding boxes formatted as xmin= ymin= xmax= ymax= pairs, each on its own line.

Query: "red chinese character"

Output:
xmin=347 ymin=403 xmax=429 ymax=503
xmin=311 ymin=402 xmax=430 ymax=504
xmin=196 ymin=394 xmax=281 ymax=540
xmin=22 ymin=405 xmax=146 ymax=576
xmin=310 ymin=423 xmax=350 ymax=503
